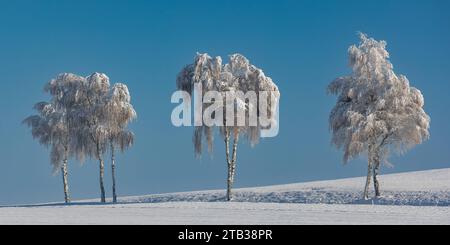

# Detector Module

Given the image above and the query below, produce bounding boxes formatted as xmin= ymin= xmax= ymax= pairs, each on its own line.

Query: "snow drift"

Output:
xmin=113 ymin=168 xmax=450 ymax=207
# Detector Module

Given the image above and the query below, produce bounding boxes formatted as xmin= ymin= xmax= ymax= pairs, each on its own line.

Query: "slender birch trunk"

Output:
xmin=230 ymin=134 xmax=239 ymax=184
xmin=364 ymin=144 xmax=382 ymax=199
xmin=111 ymin=142 xmax=117 ymax=203
xmin=61 ymin=158 xmax=70 ymax=204
xmin=225 ymin=128 xmax=239 ymax=201
xmin=225 ymin=128 xmax=232 ymax=201
xmin=97 ymin=143 xmax=106 ymax=203
xmin=363 ymin=159 xmax=373 ymax=200
xmin=372 ymin=150 xmax=381 ymax=197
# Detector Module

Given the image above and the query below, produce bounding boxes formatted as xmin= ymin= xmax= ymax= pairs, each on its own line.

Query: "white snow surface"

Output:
xmin=1 ymin=168 xmax=449 ymax=225
xmin=119 ymin=167 xmax=450 ymax=206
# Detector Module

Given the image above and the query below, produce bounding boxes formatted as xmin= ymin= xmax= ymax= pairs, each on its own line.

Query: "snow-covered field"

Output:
xmin=1 ymin=168 xmax=449 ymax=225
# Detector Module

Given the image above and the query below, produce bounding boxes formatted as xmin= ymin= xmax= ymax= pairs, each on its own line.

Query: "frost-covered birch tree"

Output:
xmin=69 ymin=73 xmax=111 ymax=203
xmin=177 ymin=53 xmax=280 ymax=201
xmin=23 ymin=73 xmax=84 ymax=203
xmin=328 ymin=33 xmax=430 ymax=199
xmin=24 ymin=103 xmax=72 ymax=203
xmin=105 ymin=83 xmax=136 ymax=203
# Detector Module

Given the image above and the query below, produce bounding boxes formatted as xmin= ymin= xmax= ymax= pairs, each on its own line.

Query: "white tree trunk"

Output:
xmin=363 ymin=159 xmax=373 ymax=200
xmin=225 ymin=129 xmax=232 ymax=201
xmin=61 ymin=159 xmax=70 ymax=204
xmin=97 ymin=144 xmax=106 ymax=203
xmin=373 ymin=152 xmax=381 ymax=197
xmin=230 ymin=135 xmax=239 ymax=185
xmin=364 ymin=143 xmax=382 ymax=199
xmin=111 ymin=143 xmax=117 ymax=203
xmin=225 ymin=128 xmax=239 ymax=202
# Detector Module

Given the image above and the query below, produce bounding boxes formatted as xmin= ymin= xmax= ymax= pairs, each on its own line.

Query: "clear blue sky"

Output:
xmin=0 ymin=0 xmax=449 ymax=205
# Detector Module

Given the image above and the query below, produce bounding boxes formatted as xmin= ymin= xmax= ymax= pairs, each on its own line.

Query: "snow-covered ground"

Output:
xmin=119 ymin=167 xmax=450 ymax=206
xmin=1 ymin=202 xmax=449 ymax=225
xmin=1 ymin=168 xmax=449 ymax=224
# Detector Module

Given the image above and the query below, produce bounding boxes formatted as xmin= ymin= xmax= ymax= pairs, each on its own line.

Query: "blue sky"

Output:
xmin=0 ymin=0 xmax=449 ymax=205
